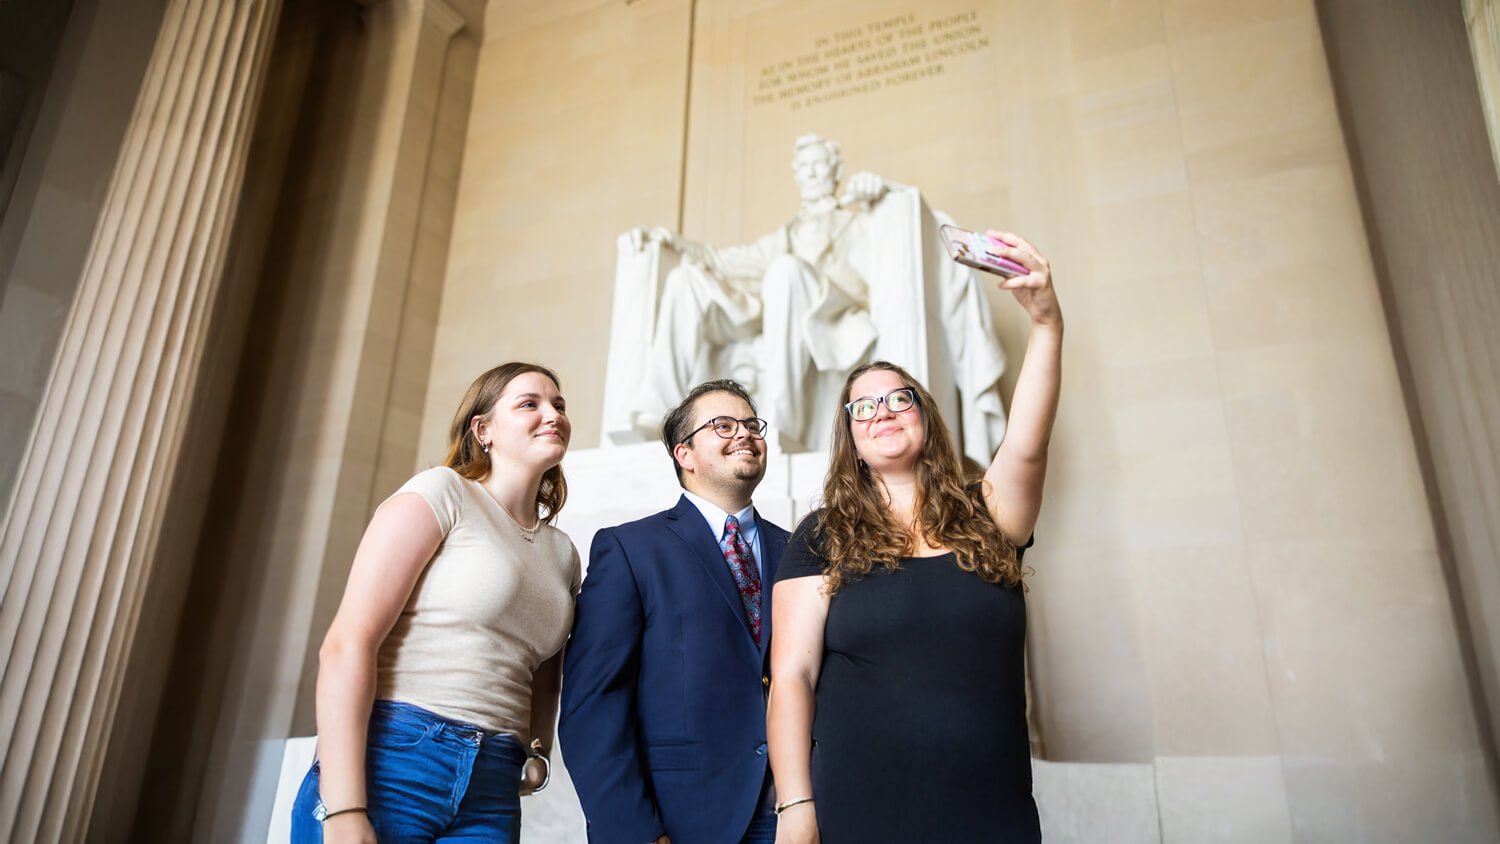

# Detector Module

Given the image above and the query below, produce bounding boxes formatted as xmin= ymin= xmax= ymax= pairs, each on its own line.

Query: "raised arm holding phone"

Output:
xmin=767 ymin=231 xmax=1061 ymax=844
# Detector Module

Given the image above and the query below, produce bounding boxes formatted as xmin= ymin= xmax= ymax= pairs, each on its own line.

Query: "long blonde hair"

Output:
xmin=444 ymin=362 xmax=568 ymax=524
xmin=816 ymin=361 xmax=1021 ymax=594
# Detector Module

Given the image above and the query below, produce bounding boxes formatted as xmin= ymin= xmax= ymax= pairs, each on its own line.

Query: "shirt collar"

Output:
xmin=682 ymin=490 xmax=757 ymax=538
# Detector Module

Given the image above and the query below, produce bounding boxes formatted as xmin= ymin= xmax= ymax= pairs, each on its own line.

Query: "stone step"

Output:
xmin=268 ymin=735 xmax=1163 ymax=843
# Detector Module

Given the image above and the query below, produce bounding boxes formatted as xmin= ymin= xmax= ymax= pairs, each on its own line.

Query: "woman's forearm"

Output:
xmin=767 ymin=674 xmax=818 ymax=801
xmin=528 ymin=652 xmax=564 ymax=755
xmin=999 ymin=320 xmax=1063 ymax=462
xmin=314 ymin=635 xmax=378 ymax=811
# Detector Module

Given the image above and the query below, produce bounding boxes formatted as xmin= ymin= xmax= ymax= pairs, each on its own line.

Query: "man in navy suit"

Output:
xmin=560 ymin=380 xmax=788 ymax=844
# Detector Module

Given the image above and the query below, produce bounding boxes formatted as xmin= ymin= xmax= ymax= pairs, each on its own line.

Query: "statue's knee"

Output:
xmin=763 ymin=254 xmax=812 ymax=296
xmin=660 ymin=266 xmax=715 ymax=315
xmin=663 ymin=265 xmax=697 ymax=293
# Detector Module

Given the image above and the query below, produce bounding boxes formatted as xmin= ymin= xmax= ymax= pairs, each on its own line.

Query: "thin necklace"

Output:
xmin=480 ymin=483 xmax=539 ymax=543
xmin=504 ymin=504 xmax=539 ymax=543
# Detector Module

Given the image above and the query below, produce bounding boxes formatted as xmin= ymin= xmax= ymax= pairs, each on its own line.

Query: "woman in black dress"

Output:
xmin=767 ymin=230 xmax=1061 ymax=843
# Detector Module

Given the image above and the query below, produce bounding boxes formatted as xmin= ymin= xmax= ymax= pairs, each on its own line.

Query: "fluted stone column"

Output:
xmin=177 ymin=1 xmax=474 ymax=838
xmin=0 ymin=1 xmax=282 ymax=841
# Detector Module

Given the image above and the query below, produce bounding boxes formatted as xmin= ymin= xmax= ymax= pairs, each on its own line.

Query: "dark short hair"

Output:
xmin=661 ymin=379 xmax=758 ymax=485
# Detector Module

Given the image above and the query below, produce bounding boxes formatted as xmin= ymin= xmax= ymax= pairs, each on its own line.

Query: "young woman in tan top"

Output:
xmin=291 ymin=362 xmax=582 ymax=844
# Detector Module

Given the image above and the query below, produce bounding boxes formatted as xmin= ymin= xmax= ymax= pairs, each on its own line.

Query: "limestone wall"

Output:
xmin=4 ymin=0 xmax=1493 ymax=840
xmin=424 ymin=0 xmax=1499 ymax=840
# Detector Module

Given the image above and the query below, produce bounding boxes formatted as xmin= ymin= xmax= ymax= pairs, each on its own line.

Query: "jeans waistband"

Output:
xmin=372 ymin=700 xmax=526 ymax=761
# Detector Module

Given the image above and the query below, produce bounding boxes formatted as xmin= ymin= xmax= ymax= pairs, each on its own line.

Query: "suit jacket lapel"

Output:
xmin=665 ymin=496 xmax=757 ymax=646
xmin=757 ymin=513 xmax=787 ymax=658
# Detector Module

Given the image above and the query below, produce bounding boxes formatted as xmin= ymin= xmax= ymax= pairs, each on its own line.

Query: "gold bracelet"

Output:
xmin=774 ymin=796 xmax=814 ymax=815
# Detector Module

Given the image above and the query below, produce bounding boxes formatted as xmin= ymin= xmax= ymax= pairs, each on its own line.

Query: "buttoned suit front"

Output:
xmin=559 ymin=495 xmax=788 ymax=844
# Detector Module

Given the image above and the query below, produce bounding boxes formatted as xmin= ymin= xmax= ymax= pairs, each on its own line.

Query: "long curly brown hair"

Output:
xmin=817 ymin=361 xmax=1021 ymax=594
xmin=443 ymin=362 xmax=568 ymax=524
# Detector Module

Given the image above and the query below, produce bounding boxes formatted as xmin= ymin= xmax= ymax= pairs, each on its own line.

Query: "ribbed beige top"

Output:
xmin=375 ymin=467 xmax=580 ymax=737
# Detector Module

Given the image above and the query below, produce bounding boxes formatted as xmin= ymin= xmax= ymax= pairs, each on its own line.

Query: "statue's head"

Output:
xmin=791 ymin=133 xmax=843 ymax=201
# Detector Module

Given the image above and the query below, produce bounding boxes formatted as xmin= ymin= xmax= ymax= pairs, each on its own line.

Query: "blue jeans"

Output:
xmin=291 ymin=700 xmax=525 ymax=843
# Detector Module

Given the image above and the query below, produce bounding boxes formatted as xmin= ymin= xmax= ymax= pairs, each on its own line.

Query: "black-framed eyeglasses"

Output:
xmin=844 ymin=387 xmax=919 ymax=422
xmin=678 ymin=415 xmax=769 ymax=445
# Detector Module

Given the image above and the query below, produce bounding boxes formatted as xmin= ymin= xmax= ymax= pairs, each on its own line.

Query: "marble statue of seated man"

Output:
xmin=606 ymin=133 xmax=1009 ymax=463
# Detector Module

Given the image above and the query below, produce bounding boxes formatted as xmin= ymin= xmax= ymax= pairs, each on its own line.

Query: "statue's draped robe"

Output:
xmin=603 ymin=185 xmax=1007 ymax=465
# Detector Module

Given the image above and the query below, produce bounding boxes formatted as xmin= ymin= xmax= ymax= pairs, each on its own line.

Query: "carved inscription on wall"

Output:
xmin=752 ymin=10 xmax=989 ymax=111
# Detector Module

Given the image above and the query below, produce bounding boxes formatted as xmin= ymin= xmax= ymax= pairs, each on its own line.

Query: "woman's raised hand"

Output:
xmin=985 ymin=231 xmax=1060 ymax=327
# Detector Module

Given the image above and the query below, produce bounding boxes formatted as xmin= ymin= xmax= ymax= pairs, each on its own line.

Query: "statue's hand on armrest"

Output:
xmin=839 ymin=170 xmax=887 ymax=206
xmin=625 ymin=225 xmax=680 ymax=252
xmin=624 ymin=226 xmax=716 ymax=272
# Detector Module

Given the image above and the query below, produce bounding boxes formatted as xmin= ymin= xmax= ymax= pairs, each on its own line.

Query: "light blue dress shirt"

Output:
xmin=682 ymin=490 xmax=764 ymax=580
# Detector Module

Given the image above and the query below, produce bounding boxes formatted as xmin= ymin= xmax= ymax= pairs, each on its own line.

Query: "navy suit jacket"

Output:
xmin=559 ymin=495 xmax=788 ymax=844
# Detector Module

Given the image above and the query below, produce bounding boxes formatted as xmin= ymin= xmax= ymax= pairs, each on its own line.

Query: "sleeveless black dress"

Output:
xmin=773 ymin=515 xmax=1040 ymax=843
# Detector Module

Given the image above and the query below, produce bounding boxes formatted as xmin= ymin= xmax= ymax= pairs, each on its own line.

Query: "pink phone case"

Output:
xmin=939 ymin=225 xmax=1029 ymax=278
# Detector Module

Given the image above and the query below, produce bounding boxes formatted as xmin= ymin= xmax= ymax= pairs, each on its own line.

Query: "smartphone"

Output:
xmin=939 ymin=225 xmax=1029 ymax=278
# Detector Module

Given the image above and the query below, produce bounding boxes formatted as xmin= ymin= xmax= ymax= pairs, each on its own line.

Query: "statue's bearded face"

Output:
xmin=792 ymin=143 xmax=839 ymax=201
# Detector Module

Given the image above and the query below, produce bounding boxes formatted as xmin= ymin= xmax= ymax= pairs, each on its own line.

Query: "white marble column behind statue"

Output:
xmin=0 ymin=1 xmax=282 ymax=841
